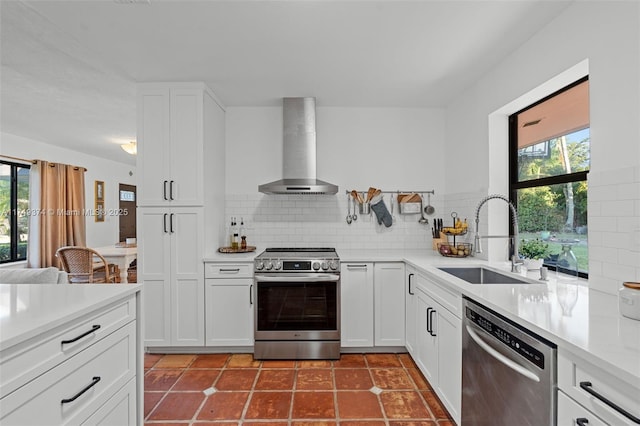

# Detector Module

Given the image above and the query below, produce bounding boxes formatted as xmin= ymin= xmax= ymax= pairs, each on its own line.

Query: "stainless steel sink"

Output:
xmin=437 ymin=267 xmax=531 ymax=284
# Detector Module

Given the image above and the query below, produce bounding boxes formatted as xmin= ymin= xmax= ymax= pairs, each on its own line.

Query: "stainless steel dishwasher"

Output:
xmin=462 ymin=297 xmax=557 ymax=425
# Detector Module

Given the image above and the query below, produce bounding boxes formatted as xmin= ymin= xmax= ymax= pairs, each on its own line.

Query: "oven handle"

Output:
xmin=255 ymin=274 xmax=340 ymax=282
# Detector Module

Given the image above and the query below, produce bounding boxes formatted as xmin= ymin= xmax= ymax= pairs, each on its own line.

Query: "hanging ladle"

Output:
xmin=346 ymin=194 xmax=352 ymax=224
xmin=424 ymin=193 xmax=435 ymax=215
xmin=419 ymin=195 xmax=429 ymax=224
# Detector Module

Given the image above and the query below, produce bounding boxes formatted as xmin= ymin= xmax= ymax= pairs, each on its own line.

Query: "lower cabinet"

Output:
xmin=410 ymin=269 xmax=461 ymax=425
xmin=341 ymin=262 xmax=405 ymax=348
xmin=341 ymin=262 xmax=374 ymax=347
xmin=204 ymin=262 xmax=254 ymax=346
xmin=0 ymin=290 xmax=141 ymax=425
xmin=557 ymin=348 xmax=640 ymax=425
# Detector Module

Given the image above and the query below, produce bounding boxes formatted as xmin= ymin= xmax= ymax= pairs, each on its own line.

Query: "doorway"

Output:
xmin=119 ymin=184 xmax=136 ymax=243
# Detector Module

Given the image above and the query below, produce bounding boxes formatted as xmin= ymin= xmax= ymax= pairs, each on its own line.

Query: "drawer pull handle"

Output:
xmin=61 ymin=324 xmax=101 ymax=345
xmin=219 ymin=268 xmax=241 ymax=273
xmin=576 ymin=418 xmax=589 ymax=426
xmin=61 ymin=376 xmax=101 ymax=404
xmin=408 ymin=273 xmax=414 ymax=295
xmin=579 ymin=381 xmax=640 ymax=424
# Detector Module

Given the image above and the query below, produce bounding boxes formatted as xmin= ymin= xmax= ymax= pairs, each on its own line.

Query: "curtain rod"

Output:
xmin=0 ymin=155 xmax=87 ymax=172
xmin=0 ymin=154 xmax=37 ymax=164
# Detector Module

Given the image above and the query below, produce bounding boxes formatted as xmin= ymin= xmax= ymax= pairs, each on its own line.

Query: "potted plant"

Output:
xmin=519 ymin=238 xmax=551 ymax=270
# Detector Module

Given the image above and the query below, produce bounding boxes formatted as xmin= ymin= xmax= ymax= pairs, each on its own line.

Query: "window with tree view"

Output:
xmin=0 ymin=161 xmax=30 ymax=263
xmin=510 ymin=77 xmax=589 ymax=277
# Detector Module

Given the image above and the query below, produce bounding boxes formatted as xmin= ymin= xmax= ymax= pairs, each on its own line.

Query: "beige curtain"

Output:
xmin=27 ymin=161 xmax=87 ymax=268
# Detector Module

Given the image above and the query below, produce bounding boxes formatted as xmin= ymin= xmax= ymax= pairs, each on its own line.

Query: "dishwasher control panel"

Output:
xmin=465 ymin=306 xmax=545 ymax=370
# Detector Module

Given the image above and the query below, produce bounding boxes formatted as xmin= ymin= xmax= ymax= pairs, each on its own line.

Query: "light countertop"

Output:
xmin=0 ymin=283 xmax=142 ymax=349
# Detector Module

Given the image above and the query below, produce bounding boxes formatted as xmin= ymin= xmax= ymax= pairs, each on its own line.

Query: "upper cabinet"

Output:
xmin=137 ymin=83 xmax=223 ymax=207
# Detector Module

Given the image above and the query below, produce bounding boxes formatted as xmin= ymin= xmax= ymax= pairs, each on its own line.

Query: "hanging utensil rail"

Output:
xmin=345 ymin=190 xmax=435 ymax=195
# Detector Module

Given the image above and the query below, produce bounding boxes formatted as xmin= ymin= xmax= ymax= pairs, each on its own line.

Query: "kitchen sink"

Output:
xmin=437 ymin=267 xmax=532 ymax=285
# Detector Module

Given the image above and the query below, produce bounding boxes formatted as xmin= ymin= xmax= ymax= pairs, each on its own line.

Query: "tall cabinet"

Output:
xmin=137 ymin=82 xmax=225 ymax=348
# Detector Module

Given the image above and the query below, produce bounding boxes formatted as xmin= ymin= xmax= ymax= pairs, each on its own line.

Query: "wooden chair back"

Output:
xmin=55 ymin=246 xmax=117 ymax=284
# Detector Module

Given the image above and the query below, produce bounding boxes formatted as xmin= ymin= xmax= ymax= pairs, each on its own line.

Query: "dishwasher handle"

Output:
xmin=466 ymin=324 xmax=540 ymax=383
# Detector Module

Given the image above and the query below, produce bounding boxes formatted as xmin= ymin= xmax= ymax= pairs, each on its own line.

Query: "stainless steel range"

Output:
xmin=253 ymin=248 xmax=340 ymax=360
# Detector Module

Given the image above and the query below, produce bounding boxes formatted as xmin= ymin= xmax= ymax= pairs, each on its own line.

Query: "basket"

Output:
xmin=437 ymin=242 xmax=473 ymax=258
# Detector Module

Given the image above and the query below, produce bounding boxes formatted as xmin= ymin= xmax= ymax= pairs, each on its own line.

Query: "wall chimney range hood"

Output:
xmin=258 ymin=97 xmax=338 ymax=195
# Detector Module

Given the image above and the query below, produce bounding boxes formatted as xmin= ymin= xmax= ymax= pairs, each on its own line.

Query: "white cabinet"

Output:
xmin=138 ymin=84 xmax=215 ymax=207
xmin=341 ymin=262 xmax=374 ymax=347
xmin=139 ymin=207 xmax=204 ymax=347
xmin=413 ymin=271 xmax=461 ymax=425
xmin=557 ymin=348 xmax=640 ymax=425
xmin=204 ymin=262 xmax=254 ymax=347
xmin=0 ymin=286 xmax=141 ymax=425
xmin=137 ymin=82 xmax=225 ymax=349
xmin=405 ymin=266 xmax=418 ymax=355
xmin=341 ymin=262 xmax=405 ymax=348
xmin=374 ymin=262 xmax=405 ymax=346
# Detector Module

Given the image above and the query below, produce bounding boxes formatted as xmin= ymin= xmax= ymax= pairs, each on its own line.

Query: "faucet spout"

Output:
xmin=474 ymin=194 xmax=522 ymax=271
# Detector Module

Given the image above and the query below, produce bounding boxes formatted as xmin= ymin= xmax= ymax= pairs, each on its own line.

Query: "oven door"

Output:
xmin=254 ymin=273 xmax=340 ymax=341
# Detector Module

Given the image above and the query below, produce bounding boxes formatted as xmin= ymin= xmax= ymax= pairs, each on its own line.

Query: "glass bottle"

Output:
xmin=556 ymin=243 xmax=578 ymax=280
xmin=231 ymin=217 xmax=239 ymax=250
xmin=239 ymin=218 xmax=247 ymax=250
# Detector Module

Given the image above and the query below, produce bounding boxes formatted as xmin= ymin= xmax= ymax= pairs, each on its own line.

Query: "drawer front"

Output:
xmin=415 ymin=272 xmax=461 ymax=318
xmin=558 ymin=391 xmax=608 ymax=426
xmin=0 ymin=296 xmax=136 ymax=398
xmin=558 ymin=351 xmax=640 ymax=425
xmin=1 ymin=321 xmax=136 ymax=425
xmin=205 ymin=263 xmax=252 ymax=279
xmin=81 ymin=378 xmax=137 ymax=426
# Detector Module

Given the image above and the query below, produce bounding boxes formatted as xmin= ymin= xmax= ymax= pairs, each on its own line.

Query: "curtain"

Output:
xmin=27 ymin=161 xmax=87 ymax=268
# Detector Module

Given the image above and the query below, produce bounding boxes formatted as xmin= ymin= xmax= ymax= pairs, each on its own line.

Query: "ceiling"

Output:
xmin=1 ymin=0 xmax=573 ymax=166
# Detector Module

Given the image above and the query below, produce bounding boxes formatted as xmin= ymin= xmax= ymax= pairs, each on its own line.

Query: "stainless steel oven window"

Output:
xmin=256 ymin=281 xmax=338 ymax=332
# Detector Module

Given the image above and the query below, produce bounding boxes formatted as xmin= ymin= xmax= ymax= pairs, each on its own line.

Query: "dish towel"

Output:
xmin=370 ymin=193 xmax=392 ymax=227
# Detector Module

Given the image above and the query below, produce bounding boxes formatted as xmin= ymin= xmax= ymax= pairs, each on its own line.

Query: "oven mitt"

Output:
xmin=370 ymin=194 xmax=392 ymax=227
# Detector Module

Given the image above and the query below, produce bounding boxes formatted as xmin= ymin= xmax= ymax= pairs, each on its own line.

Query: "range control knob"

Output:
xmin=255 ymin=261 xmax=264 ymax=271
xmin=265 ymin=261 xmax=273 ymax=270
xmin=321 ymin=261 xmax=329 ymax=270
xmin=312 ymin=261 xmax=321 ymax=271
xmin=273 ymin=260 xmax=282 ymax=271
xmin=329 ymin=260 xmax=339 ymax=271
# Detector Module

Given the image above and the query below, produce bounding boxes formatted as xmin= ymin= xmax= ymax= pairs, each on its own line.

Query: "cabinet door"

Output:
xmin=138 ymin=208 xmax=171 ymax=347
xmin=341 ymin=263 xmax=374 ymax=347
xmin=374 ymin=263 xmax=405 ymax=346
xmin=170 ymin=208 xmax=204 ymax=346
xmin=416 ymin=290 xmax=438 ymax=386
xmin=169 ymin=89 xmax=204 ymax=206
xmin=205 ymin=278 xmax=254 ymax=346
xmin=405 ymin=269 xmax=417 ymax=355
xmin=436 ymin=302 xmax=461 ymax=424
xmin=137 ymin=87 xmax=170 ymax=206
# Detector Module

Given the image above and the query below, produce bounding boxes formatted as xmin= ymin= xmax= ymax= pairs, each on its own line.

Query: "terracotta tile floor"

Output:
xmin=144 ymin=353 xmax=455 ymax=425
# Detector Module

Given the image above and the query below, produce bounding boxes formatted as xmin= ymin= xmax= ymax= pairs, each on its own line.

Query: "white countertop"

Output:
xmin=0 ymin=283 xmax=142 ymax=349
xmin=342 ymin=249 xmax=640 ymax=389
xmin=209 ymin=247 xmax=640 ymax=387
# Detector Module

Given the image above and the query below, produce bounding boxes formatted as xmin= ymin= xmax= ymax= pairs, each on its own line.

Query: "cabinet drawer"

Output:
xmin=205 ymin=263 xmax=252 ymax=279
xmin=558 ymin=391 xmax=608 ymax=426
xmin=558 ymin=350 xmax=640 ymax=425
xmin=0 ymin=321 xmax=136 ymax=425
xmin=82 ymin=378 xmax=137 ymax=426
xmin=0 ymin=296 xmax=136 ymax=397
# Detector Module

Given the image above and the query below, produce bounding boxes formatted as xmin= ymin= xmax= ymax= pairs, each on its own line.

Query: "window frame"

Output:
xmin=508 ymin=76 xmax=589 ymax=278
xmin=1 ymin=160 xmax=30 ymax=264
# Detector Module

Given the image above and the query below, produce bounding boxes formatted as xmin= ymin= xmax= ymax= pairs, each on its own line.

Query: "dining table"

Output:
xmin=93 ymin=244 xmax=137 ymax=283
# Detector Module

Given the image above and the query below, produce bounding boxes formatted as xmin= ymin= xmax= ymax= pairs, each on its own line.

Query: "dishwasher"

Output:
xmin=462 ymin=297 xmax=557 ymax=425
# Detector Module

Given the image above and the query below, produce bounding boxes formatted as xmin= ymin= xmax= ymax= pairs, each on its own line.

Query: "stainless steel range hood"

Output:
xmin=258 ymin=97 xmax=338 ymax=195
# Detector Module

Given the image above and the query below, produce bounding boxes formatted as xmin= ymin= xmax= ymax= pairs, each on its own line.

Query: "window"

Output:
xmin=509 ymin=77 xmax=590 ymax=277
xmin=0 ymin=161 xmax=30 ymax=263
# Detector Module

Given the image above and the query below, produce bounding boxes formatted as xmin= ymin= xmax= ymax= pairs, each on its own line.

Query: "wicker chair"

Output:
xmin=55 ymin=246 xmax=119 ymax=284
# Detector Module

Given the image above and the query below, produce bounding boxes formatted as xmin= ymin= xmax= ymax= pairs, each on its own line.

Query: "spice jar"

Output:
xmin=619 ymin=282 xmax=640 ymax=321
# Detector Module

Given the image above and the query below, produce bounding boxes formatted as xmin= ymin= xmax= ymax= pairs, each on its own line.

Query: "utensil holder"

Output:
xmin=359 ymin=202 xmax=370 ymax=215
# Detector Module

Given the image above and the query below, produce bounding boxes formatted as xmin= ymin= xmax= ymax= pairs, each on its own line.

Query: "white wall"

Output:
xmin=1 ymin=132 xmax=137 ymax=248
xmin=224 ymin=106 xmax=446 ymax=251
xmin=445 ymin=1 xmax=640 ymax=294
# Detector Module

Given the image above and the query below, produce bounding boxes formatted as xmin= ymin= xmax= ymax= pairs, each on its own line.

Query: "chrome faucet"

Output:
xmin=474 ymin=194 xmax=523 ymax=273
